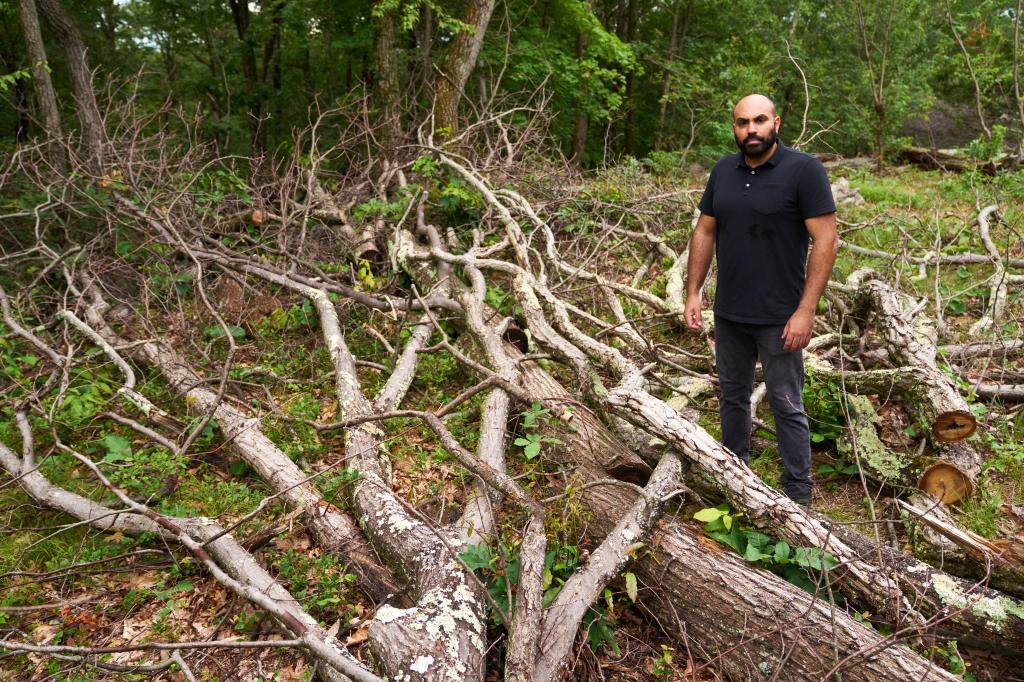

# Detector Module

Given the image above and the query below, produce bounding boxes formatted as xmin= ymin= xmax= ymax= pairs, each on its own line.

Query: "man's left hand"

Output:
xmin=781 ymin=309 xmax=814 ymax=352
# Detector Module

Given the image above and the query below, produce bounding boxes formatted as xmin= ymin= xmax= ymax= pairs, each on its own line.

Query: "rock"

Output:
xmin=831 ymin=177 xmax=865 ymax=205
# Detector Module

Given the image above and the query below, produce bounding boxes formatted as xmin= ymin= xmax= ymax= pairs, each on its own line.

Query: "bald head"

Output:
xmin=732 ymin=94 xmax=780 ymax=161
xmin=733 ymin=94 xmax=777 ymax=120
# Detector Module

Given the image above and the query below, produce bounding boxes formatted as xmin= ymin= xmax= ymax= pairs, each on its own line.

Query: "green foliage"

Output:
xmin=651 ymin=645 xmax=674 ymax=680
xmin=694 ymin=505 xmax=837 ymax=592
xmin=980 ymin=412 xmax=1024 ymax=478
xmin=816 ymin=455 xmax=859 ymax=478
xmin=0 ymin=64 xmax=40 ymax=92
xmin=957 ymin=487 xmax=1002 ymax=538
xmin=352 ymin=197 xmax=405 ymax=222
xmin=932 ymin=640 xmax=975 ymax=680
xmin=176 ymin=168 xmax=251 ymax=213
xmin=802 ymin=372 xmax=846 ymax=444
xmin=513 ymin=402 xmax=563 ymax=460
xmin=0 ymin=333 xmax=40 ymax=382
xmin=317 ymin=467 xmax=360 ymax=507
xmin=965 ymin=124 xmax=1006 ymax=162
xmin=460 ymin=540 xmax=621 ymax=653
xmin=203 ymin=323 xmax=246 ymax=340
xmin=273 ymin=549 xmax=358 ymax=620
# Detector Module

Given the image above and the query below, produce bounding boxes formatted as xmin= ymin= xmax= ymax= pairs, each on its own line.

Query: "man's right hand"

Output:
xmin=685 ymin=295 xmax=703 ymax=329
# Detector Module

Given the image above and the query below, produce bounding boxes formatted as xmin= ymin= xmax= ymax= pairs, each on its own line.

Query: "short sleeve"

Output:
xmin=797 ymin=159 xmax=836 ymax=219
xmin=697 ymin=166 xmax=717 ymax=216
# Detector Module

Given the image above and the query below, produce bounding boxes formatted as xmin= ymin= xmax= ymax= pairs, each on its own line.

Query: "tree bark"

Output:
xmin=570 ymin=26 xmax=589 ymax=167
xmin=16 ymin=0 xmax=63 ymax=144
xmin=621 ymin=0 xmax=639 ymax=156
xmin=226 ymin=0 xmax=264 ymax=153
xmin=373 ymin=5 xmax=401 ymax=161
xmin=432 ymin=0 xmax=496 ymax=136
xmin=848 ymin=268 xmax=981 ymax=503
xmin=510 ymin=352 xmax=960 ymax=681
xmin=36 ymin=0 xmax=104 ymax=168
xmin=1015 ymin=0 xmax=1024 ymax=140
xmin=654 ymin=0 xmax=692 ymax=151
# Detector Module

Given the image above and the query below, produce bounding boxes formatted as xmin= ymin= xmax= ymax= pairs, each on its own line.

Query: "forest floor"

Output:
xmin=2 ymin=157 xmax=1023 ymax=681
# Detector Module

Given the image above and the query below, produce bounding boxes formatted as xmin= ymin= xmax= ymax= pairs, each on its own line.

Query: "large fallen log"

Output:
xmin=847 ymin=268 xmax=982 ymax=503
xmin=512 ymin=354 xmax=960 ymax=681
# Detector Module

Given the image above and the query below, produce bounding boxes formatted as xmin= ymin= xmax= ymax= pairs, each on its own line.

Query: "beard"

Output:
xmin=735 ymin=127 xmax=777 ymax=157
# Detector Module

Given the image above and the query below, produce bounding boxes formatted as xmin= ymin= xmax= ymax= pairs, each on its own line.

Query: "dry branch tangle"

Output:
xmin=243 ymin=268 xmax=488 ymax=681
xmin=407 ymin=154 xmax=1024 ymax=664
xmin=79 ymin=289 xmax=401 ymax=603
xmin=0 ymin=408 xmax=374 ymax=682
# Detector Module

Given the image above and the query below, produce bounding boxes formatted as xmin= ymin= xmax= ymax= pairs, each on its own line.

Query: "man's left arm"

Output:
xmin=781 ymin=212 xmax=838 ymax=352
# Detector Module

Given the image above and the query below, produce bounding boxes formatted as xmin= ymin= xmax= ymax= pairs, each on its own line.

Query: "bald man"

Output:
xmin=684 ymin=94 xmax=838 ymax=505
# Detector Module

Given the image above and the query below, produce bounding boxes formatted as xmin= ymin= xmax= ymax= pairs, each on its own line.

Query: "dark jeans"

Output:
xmin=714 ymin=315 xmax=812 ymax=501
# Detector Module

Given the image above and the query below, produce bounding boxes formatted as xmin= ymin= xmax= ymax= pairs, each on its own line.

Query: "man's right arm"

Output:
xmin=684 ymin=212 xmax=716 ymax=329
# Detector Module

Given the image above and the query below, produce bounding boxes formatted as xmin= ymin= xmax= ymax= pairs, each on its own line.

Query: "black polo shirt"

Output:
xmin=697 ymin=141 xmax=835 ymax=325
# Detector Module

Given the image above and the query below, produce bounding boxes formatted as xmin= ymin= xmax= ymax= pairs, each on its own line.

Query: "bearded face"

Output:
xmin=735 ymin=126 xmax=777 ymax=157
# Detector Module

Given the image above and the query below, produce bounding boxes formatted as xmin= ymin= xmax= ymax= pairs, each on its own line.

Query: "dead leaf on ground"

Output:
xmin=344 ymin=626 xmax=369 ymax=647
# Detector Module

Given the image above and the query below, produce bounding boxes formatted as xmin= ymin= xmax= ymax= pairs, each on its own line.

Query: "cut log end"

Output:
xmin=932 ymin=410 xmax=977 ymax=442
xmin=918 ymin=462 xmax=975 ymax=504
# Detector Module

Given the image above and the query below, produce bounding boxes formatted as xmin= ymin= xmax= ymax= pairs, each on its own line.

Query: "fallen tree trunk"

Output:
xmin=901 ymin=496 xmax=1024 ymax=599
xmin=511 ymin=354 xmax=960 ymax=680
xmin=896 ymin=146 xmax=1007 ymax=174
xmin=847 ymin=268 xmax=981 ymax=503
xmin=838 ymin=393 xmax=1024 ymax=599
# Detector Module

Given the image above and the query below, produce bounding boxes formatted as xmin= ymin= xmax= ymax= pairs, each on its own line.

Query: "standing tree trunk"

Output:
xmin=418 ymin=2 xmax=434 ymax=93
xmin=654 ymin=0 xmax=692 ymax=151
xmin=373 ymin=4 xmax=401 ymax=161
xmin=570 ymin=26 xmax=589 ymax=167
xmin=621 ymin=0 xmax=639 ymax=156
xmin=944 ymin=0 xmax=990 ymax=139
xmin=853 ymin=0 xmax=896 ymax=170
xmin=226 ymin=0 xmax=264 ymax=153
xmin=261 ymin=0 xmax=284 ymax=150
xmin=16 ymin=0 xmax=63 ymax=145
xmin=1014 ymin=0 xmax=1024 ymax=142
xmin=432 ymin=0 xmax=496 ymax=136
xmin=36 ymin=0 xmax=103 ymax=168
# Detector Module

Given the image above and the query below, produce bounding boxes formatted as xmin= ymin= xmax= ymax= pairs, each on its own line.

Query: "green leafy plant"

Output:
xmin=274 ymin=550 xmax=358 ymax=620
xmin=803 ymin=372 xmax=846 ymax=444
xmin=461 ymin=540 xmax=620 ymax=652
xmin=651 ymin=644 xmax=675 ymax=680
xmin=932 ymin=640 xmax=975 ymax=680
xmin=965 ymin=125 xmax=1005 ymax=162
xmin=352 ymin=197 xmax=405 ymax=222
xmin=513 ymin=402 xmax=563 ymax=459
xmin=0 ymin=62 xmax=43 ymax=92
xmin=816 ymin=455 xmax=859 ymax=477
xmin=203 ymin=323 xmax=246 ymax=340
xmin=694 ymin=505 xmax=837 ymax=592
